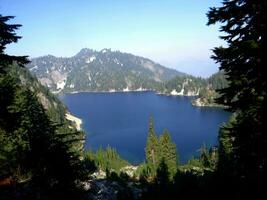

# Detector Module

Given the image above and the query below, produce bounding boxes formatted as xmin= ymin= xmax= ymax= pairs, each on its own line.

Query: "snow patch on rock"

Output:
xmin=170 ymin=87 xmax=184 ymax=96
xmin=87 ymin=72 xmax=92 ymax=81
xmin=56 ymin=79 xmax=66 ymax=90
xmin=109 ymin=89 xmax=116 ymax=92
xmin=30 ymin=65 xmax=38 ymax=71
xmin=123 ymin=87 xmax=129 ymax=92
xmin=136 ymin=87 xmax=146 ymax=91
xmin=69 ymin=83 xmax=75 ymax=88
xmin=186 ymin=88 xmax=200 ymax=96
xmin=86 ymin=56 xmax=96 ymax=63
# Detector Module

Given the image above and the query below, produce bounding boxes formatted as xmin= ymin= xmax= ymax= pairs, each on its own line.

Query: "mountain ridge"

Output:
xmin=26 ymin=48 xmax=228 ymax=107
xmin=27 ymin=48 xmax=186 ymax=93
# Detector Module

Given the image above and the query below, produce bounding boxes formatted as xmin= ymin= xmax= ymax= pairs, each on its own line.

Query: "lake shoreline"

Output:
xmin=60 ymin=90 xmax=221 ymax=108
xmin=61 ymin=89 xmax=199 ymax=97
xmin=65 ymin=113 xmax=82 ymax=131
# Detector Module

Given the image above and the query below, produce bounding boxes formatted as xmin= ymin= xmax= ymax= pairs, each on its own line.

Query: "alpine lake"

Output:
xmin=60 ymin=91 xmax=230 ymax=164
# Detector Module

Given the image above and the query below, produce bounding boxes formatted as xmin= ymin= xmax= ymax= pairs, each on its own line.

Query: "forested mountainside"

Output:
xmin=157 ymin=71 xmax=227 ymax=106
xmin=192 ymin=71 xmax=228 ymax=107
xmin=1 ymin=58 xmax=86 ymax=199
xmin=27 ymin=48 xmax=184 ymax=93
xmin=10 ymin=64 xmax=66 ymax=122
xmin=159 ymin=75 xmax=206 ymax=96
xmin=9 ymin=64 xmax=83 ymax=132
xmin=164 ymin=70 xmax=227 ymax=96
xmin=197 ymin=70 xmax=228 ymax=106
xmin=27 ymin=48 xmax=228 ymax=106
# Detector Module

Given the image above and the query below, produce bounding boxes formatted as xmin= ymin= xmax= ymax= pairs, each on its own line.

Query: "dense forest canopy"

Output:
xmin=207 ymin=0 xmax=267 ymax=198
xmin=0 ymin=14 xmax=87 ymax=199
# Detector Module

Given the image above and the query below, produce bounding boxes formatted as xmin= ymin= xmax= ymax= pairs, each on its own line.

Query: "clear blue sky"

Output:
xmin=0 ymin=0 xmax=223 ymax=77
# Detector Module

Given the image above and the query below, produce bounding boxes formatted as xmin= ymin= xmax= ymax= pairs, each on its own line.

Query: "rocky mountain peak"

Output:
xmin=27 ymin=48 xmax=184 ymax=93
xmin=75 ymin=48 xmax=94 ymax=58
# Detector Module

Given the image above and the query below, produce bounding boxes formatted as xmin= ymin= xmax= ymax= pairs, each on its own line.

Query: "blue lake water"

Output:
xmin=60 ymin=92 xmax=230 ymax=164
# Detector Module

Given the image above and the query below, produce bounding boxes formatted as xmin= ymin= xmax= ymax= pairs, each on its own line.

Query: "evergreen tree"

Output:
xmin=159 ymin=129 xmax=178 ymax=179
xmin=207 ymin=0 xmax=267 ymax=197
xmin=90 ymin=146 xmax=128 ymax=173
xmin=155 ymin=160 xmax=170 ymax=199
xmin=145 ymin=117 xmax=160 ymax=178
xmin=199 ymin=144 xmax=218 ymax=170
xmin=0 ymin=14 xmax=29 ymax=179
xmin=0 ymin=14 xmax=86 ymax=198
xmin=217 ymin=116 xmax=235 ymax=176
xmin=0 ymin=15 xmax=28 ymax=70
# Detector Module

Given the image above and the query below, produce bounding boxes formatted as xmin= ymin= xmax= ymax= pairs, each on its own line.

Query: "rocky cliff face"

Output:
xmin=9 ymin=64 xmax=83 ymax=133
